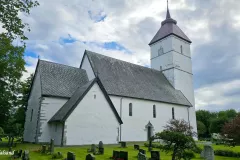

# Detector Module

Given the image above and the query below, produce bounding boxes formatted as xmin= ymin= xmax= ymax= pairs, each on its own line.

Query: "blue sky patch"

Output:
xmin=59 ymin=34 xmax=77 ymax=44
xmin=88 ymin=10 xmax=107 ymax=23
xmin=24 ymin=50 xmax=38 ymax=66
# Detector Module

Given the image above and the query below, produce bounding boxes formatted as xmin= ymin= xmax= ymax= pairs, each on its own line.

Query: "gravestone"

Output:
xmin=137 ymin=152 xmax=147 ymax=160
xmin=22 ymin=150 xmax=30 ymax=160
xmin=148 ymin=140 xmax=152 ymax=152
xmin=98 ymin=141 xmax=104 ymax=154
xmin=139 ymin=149 xmax=146 ymax=154
xmin=151 ymin=151 xmax=160 ymax=160
xmin=88 ymin=144 xmax=96 ymax=153
xmin=119 ymin=151 xmax=128 ymax=160
xmin=50 ymin=139 xmax=54 ymax=154
xmin=200 ymin=144 xmax=214 ymax=160
xmin=86 ymin=154 xmax=95 ymax=160
xmin=67 ymin=152 xmax=76 ymax=160
xmin=41 ymin=145 xmax=47 ymax=154
xmin=112 ymin=150 xmax=120 ymax=159
xmin=120 ymin=141 xmax=126 ymax=148
xmin=18 ymin=150 xmax=23 ymax=158
xmin=134 ymin=144 xmax=140 ymax=150
xmin=12 ymin=150 xmax=19 ymax=158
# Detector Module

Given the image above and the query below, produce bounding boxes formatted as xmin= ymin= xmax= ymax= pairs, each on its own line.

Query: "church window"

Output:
xmin=153 ymin=105 xmax=156 ymax=118
xmin=180 ymin=45 xmax=183 ymax=54
xmin=94 ymin=94 xmax=96 ymax=99
xmin=158 ymin=47 xmax=164 ymax=56
xmin=172 ymin=107 xmax=175 ymax=119
xmin=129 ymin=103 xmax=132 ymax=116
xmin=30 ymin=109 xmax=33 ymax=122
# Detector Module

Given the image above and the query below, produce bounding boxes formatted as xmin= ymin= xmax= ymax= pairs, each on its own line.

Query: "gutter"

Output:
xmin=187 ymin=107 xmax=190 ymax=129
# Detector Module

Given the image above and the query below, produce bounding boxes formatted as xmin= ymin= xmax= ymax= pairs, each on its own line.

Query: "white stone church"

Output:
xmin=23 ymin=7 xmax=197 ymax=146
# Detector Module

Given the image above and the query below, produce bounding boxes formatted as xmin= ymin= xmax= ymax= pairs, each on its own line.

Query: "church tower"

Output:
xmin=149 ymin=2 xmax=197 ymax=132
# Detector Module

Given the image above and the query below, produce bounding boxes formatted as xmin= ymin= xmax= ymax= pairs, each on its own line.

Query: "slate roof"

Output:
xmin=149 ymin=8 xmax=191 ymax=45
xmin=85 ymin=50 xmax=192 ymax=107
xmin=38 ymin=60 xmax=89 ymax=98
xmin=49 ymin=78 xmax=123 ymax=124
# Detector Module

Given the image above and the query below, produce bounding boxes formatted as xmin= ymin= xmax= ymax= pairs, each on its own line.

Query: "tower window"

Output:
xmin=158 ymin=47 xmax=164 ymax=56
xmin=180 ymin=45 xmax=183 ymax=54
xmin=129 ymin=103 xmax=132 ymax=116
xmin=94 ymin=94 xmax=96 ymax=99
xmin=153 ymin=105 xmax=156 ymax=118
xmin=30 ymin=109 xmax=33 ymax=122
xmin=172 ymin=107 xmax=175 ymax=119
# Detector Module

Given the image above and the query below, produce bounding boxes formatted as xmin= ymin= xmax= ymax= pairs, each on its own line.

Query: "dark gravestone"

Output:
xmin=148 ymin=140 xmax=152 ymax=152
xmin=12 ymin=150 xmax=19 ymax=158
xmin=41 ymin=145 xmax=47 ymax=154
xmin=18 ymin=150 xmax=23 ymax=158
xmin=86 ymin=154 xmax=95 ymax=160
xmin=139 ymin=149 xmax=146 ymax=154
xmin=67 ymin=152 xmax=76 ymax=160
xmin=138 ymin=152 xmax=147 ymax=160
xmin=22 ymin=150 xmax=30 ymax=160
xmin=112 ymin=150 xmax=120 ymax=159
xmin=99 ymin=141 xmax=103 ymax=148
xmin=99 ymin=148 xmax=104 ymax=155
xmin=50 ymin=139 xmax=54 ymax=154
xmin=134 ymin=144 xmax=140 ymax=150
xmin=151 ymin=151 xmax=160 ymax=160
xmin=119 ymin=151 xmax=128 ymax=160
xmin=120 ymin=141 xmax=127 ymax=148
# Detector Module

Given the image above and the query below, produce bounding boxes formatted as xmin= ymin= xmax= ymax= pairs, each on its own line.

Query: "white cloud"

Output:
xmin=195 ymin=80 xmax=240 ymax=110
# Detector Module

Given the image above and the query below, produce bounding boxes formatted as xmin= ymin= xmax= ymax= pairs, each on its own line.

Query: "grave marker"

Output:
xmin=22 ymin=150 xmax=30 ymax=160
xmin=67 ymin=152 xmax=76 ymax=160
xmin=151 ymin=151 xmax=160 ymax=160
xmin=200 ymin=144 xmax=214 ymax=160
xmin=86 ymin=154 xmax=95 ymax=160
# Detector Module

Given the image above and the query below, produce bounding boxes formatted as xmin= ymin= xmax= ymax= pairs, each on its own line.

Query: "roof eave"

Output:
xmin=149 ymin=33 xmax=192 ymax=46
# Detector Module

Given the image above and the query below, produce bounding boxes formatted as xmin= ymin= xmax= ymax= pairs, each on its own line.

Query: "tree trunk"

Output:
xmin=172 ymin=146 xmax=177 ymax=160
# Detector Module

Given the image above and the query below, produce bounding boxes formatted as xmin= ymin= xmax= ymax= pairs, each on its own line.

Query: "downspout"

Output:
xmin=61 ymin=122 xmax=65 ymax=147
xmin=187 ymin=107 xmax=190 ymax=129
xmin=120 ymin=97 xmax=124 ymax=142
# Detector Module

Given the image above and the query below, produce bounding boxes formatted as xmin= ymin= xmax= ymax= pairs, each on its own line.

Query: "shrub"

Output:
xmin=214 ymin=149 xmax=240 ymax=158
xmin=192 ymin=146 xmax=202 ymax=154
xmin=182 ymin=151 xmax=195 ymax=160
xmin=0 ymin=127 xmax=4 ymax=135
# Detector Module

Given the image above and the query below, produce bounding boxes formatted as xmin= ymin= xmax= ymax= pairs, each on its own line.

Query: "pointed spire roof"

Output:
xmin=166 ymin=0 xmax=171 ymax=19
xmin=149 ymin=1 xmax=191 ymax=45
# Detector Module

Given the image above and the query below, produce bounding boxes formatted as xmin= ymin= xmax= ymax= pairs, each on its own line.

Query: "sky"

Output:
xmin=2 ymin=0 xmax=240 ymax=112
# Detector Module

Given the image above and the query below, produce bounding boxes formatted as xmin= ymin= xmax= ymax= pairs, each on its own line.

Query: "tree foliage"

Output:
xmin=222 ymin=115 xmax=240 ymax=144
xmin=0 ymin=0 xmax=39 ymax=41
xmin=197 ymin=121 xmax=206 ymax=136
xmin=155 ymin=119 xmax=197 ymax=160
xmin=0 ymin=33 xmax=26 ymax=129
xmin=209 ymin=117 xmax=228 ymax=134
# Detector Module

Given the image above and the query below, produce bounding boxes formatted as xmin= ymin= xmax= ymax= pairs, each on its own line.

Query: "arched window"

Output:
xmin=172 ymin=107 xmax=175 ymax=119
xmin=94 ymin=94 xmax=96 ymax=99
xmin=30 ymin=109 xmax=33 ymax=122
xmin=180 ymin=45 xmax=183 ymax=54
xmin=129 ymin=103 xmax=132 ymax=116
xmin=153 ymin=105 xmax=156 ymax=118
xmin=158 ymin=47 xmax=164 ymax=56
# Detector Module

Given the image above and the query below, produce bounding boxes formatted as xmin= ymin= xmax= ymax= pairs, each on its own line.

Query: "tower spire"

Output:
xmin=166 ymin=0 xmax=171 ymax=19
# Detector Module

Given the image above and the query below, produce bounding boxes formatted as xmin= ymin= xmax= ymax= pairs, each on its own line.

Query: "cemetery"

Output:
xmin=0 ymin=139 xmax=240 ymax=160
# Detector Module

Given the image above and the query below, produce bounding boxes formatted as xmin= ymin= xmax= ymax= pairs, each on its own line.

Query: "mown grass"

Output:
xmin=0 ymin=142 xmax=239 ymax=160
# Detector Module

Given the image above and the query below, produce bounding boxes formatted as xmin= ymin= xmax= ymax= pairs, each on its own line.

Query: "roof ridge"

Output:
xmin=39 ymin=59 xmax=84 ymax=70
xmin=86 ymin=50 xmax=165 ymax=75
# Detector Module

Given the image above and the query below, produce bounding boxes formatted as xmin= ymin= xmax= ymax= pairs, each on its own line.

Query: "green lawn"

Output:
xmin=0 ymin=142 xmax=239 ymax=160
